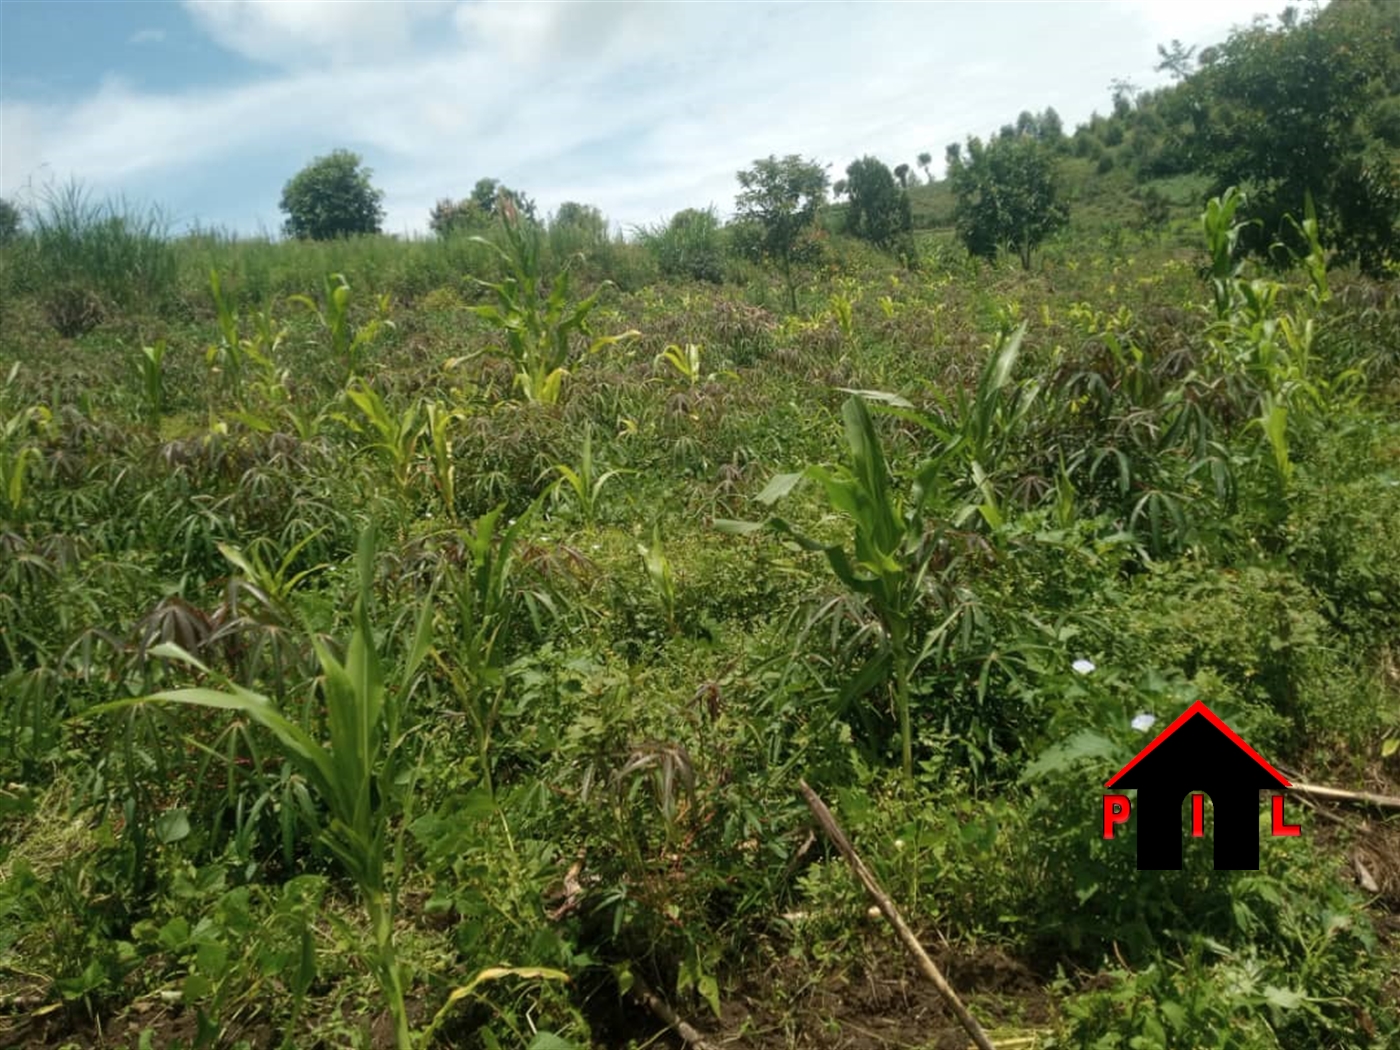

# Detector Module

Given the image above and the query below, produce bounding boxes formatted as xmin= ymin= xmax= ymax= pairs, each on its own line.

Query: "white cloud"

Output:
xmin=182 ymin=0 xmax=454 ymax=68
xmin=129 ymin=28 xmax=167 ymax=46
xmin=5 ymin=1 xmax=1282 ymax=237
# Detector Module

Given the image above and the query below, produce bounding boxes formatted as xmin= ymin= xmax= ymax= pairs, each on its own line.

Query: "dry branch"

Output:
xmin=799 ymin=779 xmax=998 ymax=1050
xmin=1286 ymin=780 xmax=1400 ymax=812
xmin=628 ymin=970 xmax=717 ymax=1050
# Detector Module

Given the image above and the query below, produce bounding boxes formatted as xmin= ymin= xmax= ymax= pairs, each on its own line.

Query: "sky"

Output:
xmin=0 ymin=0 xmax=1286 ymax=239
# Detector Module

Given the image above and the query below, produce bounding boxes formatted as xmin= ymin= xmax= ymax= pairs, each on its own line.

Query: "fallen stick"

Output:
xmin=627 ymin=970 xmax=717 ymax=1050
xmin=798 ymin=779 xmax=998 ymax=1050
xmin=1286 ymin=781 xmax=1400 ymax=812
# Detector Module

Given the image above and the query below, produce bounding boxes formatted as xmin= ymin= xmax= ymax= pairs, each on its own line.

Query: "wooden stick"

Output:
xmin=798 ymin=779 xmax=998 ymax=1050
xmin=627 ymin=970 xmax=718 ymax=1050
xmin=1286 ymin=781 xmax=1400 ymax=812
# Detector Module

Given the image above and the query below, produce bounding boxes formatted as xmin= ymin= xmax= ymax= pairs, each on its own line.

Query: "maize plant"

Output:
xmin=133 ymin=339 xmax=167 ymax=420
xmin=341 ymin=378 xmax=422 ymax=492
xmin=87 ymin=528 xmax=434 ymax=1049
xmin=469 ymin=196 xmax=638 ymax=403
xmin=290 ymin=273 xmax=393 ymax=384
xmin=720 ymin=395 xmax=945 ymax=783
xmin=1 ymin=400 xmax=53 ymax=524
xmin=544 ymin=423 xmax=629 ymax=526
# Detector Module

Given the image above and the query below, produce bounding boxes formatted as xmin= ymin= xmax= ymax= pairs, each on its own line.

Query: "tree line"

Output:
xmin=9 ymin=2 xmax=1392 ymax=281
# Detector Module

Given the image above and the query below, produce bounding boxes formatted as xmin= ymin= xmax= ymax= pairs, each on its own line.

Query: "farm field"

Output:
xmin=2 ymin=185 xmax=1399 ymax=1049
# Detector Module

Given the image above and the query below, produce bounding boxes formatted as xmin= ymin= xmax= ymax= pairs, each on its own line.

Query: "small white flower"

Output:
xmin=893 ymin=838 xmax=906 ymax=851
xmin=1131 ymin=712 xmax=1157 ymax=733
xmin=1072 ymin=658 xmax=1096 ymax=675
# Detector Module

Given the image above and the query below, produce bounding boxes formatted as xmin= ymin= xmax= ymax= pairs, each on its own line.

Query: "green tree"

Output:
xmin=549 ymin=200 xmax=611 ymax=254
xmin=469 ymin=178 xmax=536 ymax=222
xmin=0 ymin=197 xmax=21 ymax=245
xmin=279 ymin=149 xmax=385 ymax=241
xmin=429 ymin=197 xmax=485 ymax=237
xmin=431 ymin=179 xmax=537 ymax=238
xmin=734 ymin=155 xmax=829 ymax=313
xmin=946 ymin=131 xmax=1068 ymax=270
xmin=917 ymin=151 xmax=933 ymax=184
xmin=843 ymin=156 xmax=913 ymax=257
xmin=1172 ymin=4 xmax=1399 ymax=269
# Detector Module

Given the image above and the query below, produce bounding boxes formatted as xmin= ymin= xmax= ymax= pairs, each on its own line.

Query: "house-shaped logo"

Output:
xmin=1102 ymin=701 xmax=1299 ymax=870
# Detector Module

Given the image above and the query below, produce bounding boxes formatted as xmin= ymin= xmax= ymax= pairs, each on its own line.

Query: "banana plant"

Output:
xmin=84 ymin=528 xmax=434 ymax=1049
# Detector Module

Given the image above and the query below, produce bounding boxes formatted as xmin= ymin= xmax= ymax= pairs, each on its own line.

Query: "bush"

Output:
xmin=638 ymin=207 xmax=726 ymax=284
xmin=0 ymin=197 xmax=21 ymax=245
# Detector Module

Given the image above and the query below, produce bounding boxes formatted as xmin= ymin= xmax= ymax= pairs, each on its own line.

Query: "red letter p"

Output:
xmin=1103 ymin=794 xmax=1131 ymax=838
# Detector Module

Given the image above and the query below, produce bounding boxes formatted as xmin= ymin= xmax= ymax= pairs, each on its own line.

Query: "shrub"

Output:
xmin=638 ymin=207 xmax=726 ymax=284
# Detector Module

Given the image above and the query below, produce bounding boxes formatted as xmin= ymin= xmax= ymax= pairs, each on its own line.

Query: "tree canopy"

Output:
xmin=946 ymin=131 xmax=1068 ymax=270
xmin=279 ymin=150 xmax=385 ymax=241
xmin=430 ymin=178 xmax=537 ymax=238
xmin=841 ymin=156 xmax=913 ymax=258
xmin=734 ymin=155 xmax=829 ymax=312
xmin=1169 ymin=3 xmax=1399 ymax=268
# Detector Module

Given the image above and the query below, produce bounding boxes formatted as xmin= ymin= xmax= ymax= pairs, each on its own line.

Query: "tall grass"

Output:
xmin=22 ymin=180 xmax=177 ymax=310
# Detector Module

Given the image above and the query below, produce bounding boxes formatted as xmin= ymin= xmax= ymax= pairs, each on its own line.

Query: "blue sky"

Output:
xmin=1 ymin=1 xmax=1282 ymax=238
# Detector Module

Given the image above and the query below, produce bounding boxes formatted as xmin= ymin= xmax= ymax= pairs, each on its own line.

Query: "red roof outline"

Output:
xmin=1104 ymin=700 xmax=1291 ymax=789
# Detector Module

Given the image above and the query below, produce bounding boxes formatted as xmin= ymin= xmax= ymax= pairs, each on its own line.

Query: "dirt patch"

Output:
xmin=598 ymin=938 xmax=1055 ymax=1050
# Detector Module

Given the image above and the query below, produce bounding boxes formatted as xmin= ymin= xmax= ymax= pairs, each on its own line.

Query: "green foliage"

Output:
xmin=86 ymin=528 xmax=434 ymax=1048
xmin=21 ymin=180 xmax=176 ymax=321
xmin=638 ymin=207 xmax=726 ymax=284
xmin=1173 ymin=4 xmax=1400 ymax=269
xmin=947 ymin=130 xmax=1069 ymax=269
xmin=841 ymin=156 xmax=914 ymax=258
xmin=0 ymin=197 xmax=21 ymax=245
xmin=5 ymin=89 xmax=1400 ymax=1049
xmin=288 ymin=271 xmax=393 ymax=383
xmin=279 ymin=149 xmax=386 ymax=241
xmin=467 ymin=199 xmax=637 ymax=403
xmin=431 ymin=179 xmax=537 ymax=238
xmin=734 ymin=155 xmax=830 ymax=312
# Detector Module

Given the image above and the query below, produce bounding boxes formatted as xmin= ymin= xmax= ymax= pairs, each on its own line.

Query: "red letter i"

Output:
xmin=1191 ymin=794 xmax=1205 ymax=837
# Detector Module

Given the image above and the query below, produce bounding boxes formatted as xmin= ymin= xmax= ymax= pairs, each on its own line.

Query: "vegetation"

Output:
xmin=0 ymin=197 xmax=21 ymax=245
xmin=280 ymin=150 xmax=387 ymax=242
xmin=946 ymin=130 xmax=1069 ymax=269
xmin=1168 ymin=2 xmax=1400 ymax=269
xmin=839 ymin=156 xmax=914 ymax=260
xmin=733 ymin=154 xmax=830 ymax=312
xmin=2 ymin=5 xmax=1400 ymax=1048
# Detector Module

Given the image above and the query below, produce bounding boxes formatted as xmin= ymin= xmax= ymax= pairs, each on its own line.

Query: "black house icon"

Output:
xmin=1105 ymin=701 xmax=1290 ymax=870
